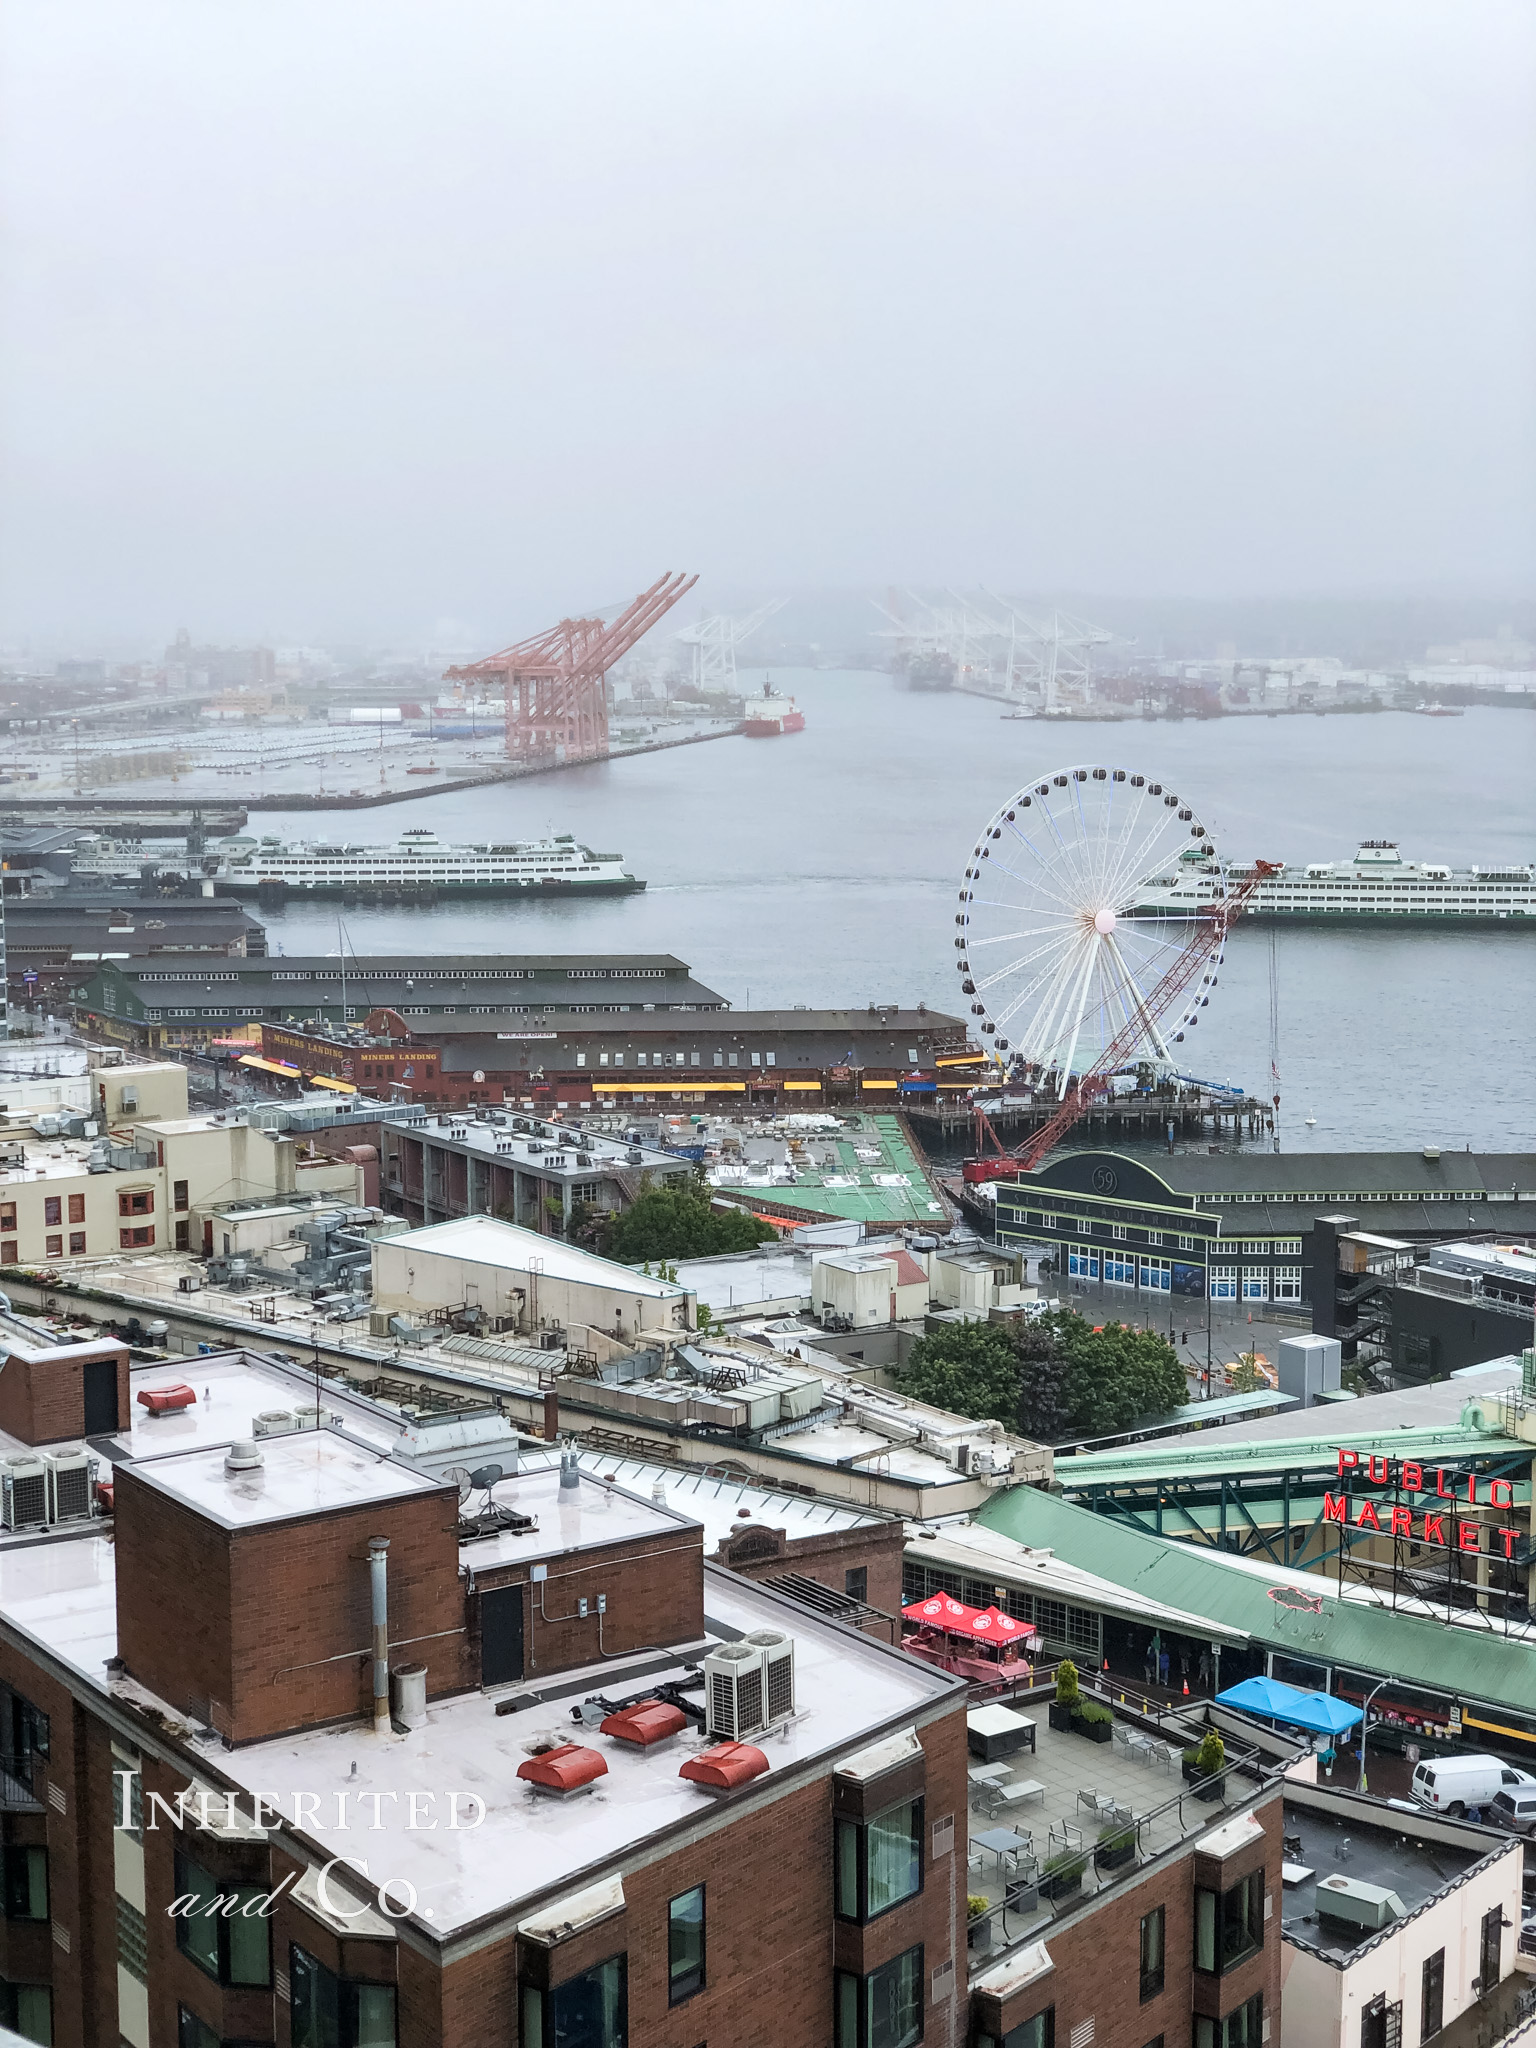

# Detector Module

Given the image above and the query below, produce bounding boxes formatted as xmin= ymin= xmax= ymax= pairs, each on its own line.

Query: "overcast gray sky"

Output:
xmin=2 ymin=1 xmax=1532 ymax=648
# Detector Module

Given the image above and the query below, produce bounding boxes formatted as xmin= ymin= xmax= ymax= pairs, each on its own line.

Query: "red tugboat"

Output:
xmin=742 ymin=680 xmax=805 ymax=737
xmin=900 ymin=1592 xmax=1039 ymax=1685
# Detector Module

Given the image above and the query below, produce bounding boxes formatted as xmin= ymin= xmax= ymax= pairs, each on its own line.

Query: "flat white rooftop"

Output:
xmin=127 ymin=1428 xmax=446 ymax=1529
xmin=381 ymin=1217 xmax=688 ymax=1297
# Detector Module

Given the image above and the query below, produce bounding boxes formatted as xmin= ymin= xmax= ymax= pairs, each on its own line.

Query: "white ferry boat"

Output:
xmin=71 ymin=828 xmax=645 ymax=900
xmin=1129 ymin=842 xmax=1536 ymax=926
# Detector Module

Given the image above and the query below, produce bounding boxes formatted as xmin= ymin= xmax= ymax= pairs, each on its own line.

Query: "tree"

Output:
xmin=600 ymin=1187 xmax=777 ymax=1263
xmin=893 ymin=1309 xmax=1185 ymax=1443
xmin=889 ymin=1320 xmax=1023 ymax=1430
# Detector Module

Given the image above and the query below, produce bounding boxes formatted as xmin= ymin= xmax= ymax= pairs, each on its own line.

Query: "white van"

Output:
xmin=1412 ymin=1753 xmax=1536 ymax=1818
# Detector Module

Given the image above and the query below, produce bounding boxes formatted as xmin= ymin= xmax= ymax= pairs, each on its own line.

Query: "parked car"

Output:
xmin=1412 ymin=1753 xmax=1536 ymax=1818
xmin=1491 ymin=1789 xmax=1536 ymax=1836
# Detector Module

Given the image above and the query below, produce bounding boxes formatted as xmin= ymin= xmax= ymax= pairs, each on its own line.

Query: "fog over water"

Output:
xmin=253 ymin=677 xmax=1536 ymax=1154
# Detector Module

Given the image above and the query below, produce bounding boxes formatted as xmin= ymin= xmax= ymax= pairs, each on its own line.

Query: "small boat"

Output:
xmin=406 ymin=762 xmax=441 ymax=775
xmin=1415 ymin=704 xmax=1464 ymax=717
xmin=1305 ymin=1112 xmax=1317 ymax=1127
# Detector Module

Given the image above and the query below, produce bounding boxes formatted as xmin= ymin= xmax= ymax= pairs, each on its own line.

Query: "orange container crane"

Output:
xmin=445 ymin=570 xmax=698 ymax=767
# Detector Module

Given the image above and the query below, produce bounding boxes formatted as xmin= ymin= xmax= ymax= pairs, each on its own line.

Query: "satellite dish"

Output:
xmin=469 ymin=1463 xmax=504 ymax=1493
xmin=442 ymin=1466 xmax=473 ymax=1504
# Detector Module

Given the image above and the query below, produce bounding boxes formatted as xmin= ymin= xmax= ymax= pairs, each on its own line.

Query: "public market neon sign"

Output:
xmin=1323 ymin=1449 xmax=1520 ymax=1559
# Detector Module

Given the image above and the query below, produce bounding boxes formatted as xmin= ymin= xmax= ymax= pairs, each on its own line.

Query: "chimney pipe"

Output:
xmin=368 ymin=1536 xmax=391 ymax=1736
xmin=559 ymin=1445 xmax=580 ymax=1491
xmin=543 ymin=1389 xmax=559 ymax=1441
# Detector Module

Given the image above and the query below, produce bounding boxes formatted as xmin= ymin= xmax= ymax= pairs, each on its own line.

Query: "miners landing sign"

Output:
xmin=1323 ymin=1448 xmax=1521 ymax=1560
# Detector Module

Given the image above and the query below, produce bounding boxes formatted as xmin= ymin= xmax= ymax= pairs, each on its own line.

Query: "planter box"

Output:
xmin=967 ymin=1917 xmax=992 ymax=1952
xmin=1040 ymin=1865 xmax=1087 ymax=1902
xmin=1193 ymin=1775 xmax=1226 ymax=1804
xmin=1094 ymin=1840 xmax=1137 ymax=1872
xmin=1181 ymin=1758 xmax=1201 ymax=1783
xmin=1074 ymin=1715 xmax=1113 ymax=1745
xmin=1048 ymin=1702 xmax=1075 ymax=1733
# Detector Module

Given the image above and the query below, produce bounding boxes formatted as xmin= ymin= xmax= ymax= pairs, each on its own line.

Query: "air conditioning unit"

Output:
xmin=252 ymin=1410 xmax=296 ymax=1438
xmin=704 ymin=1643 xmax=766 ymax=1740
xmin=745 ymin=1629 xmax=795 ymax=1723
xmin=45 ymin=1446 xmax=94 ymax=1523
xmin=2 ymin=1456 xmax=48 ymax=1529
xmin=177 ymin=1273 xmax=202 ymax=1294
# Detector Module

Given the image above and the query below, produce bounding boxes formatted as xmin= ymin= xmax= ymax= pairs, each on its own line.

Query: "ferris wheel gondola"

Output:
xmin=955 ymin=764 xmax=1226 ymax=1097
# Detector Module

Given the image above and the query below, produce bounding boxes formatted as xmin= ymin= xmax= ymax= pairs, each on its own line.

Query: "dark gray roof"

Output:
xmin=433 ymin=1010 xmax=966 ymax=1071
xmin=109 ymin=951 xmax=698 ymax=980
xmin=1042 ymin=1147 xmax=1536 ymax=1201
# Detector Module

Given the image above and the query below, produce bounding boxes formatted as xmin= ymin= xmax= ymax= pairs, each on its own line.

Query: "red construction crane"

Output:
xmin=961 ymin=859 xmax=1282 ymax=1184
xmin=445 ymin=571 xmax=698 ymax=767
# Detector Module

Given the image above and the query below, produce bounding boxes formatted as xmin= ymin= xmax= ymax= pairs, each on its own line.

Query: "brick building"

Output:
xmin=0 ymin=1343 xmax=974 ymax=2048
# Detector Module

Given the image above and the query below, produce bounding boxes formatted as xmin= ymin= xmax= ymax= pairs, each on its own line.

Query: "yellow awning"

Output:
xmin=860 ymin=1079 xmax=899 ymax=1090
xmin=305 ymin=1074 xmax=358 ymax=1094
xmin=936 ymin=1054 xmax=988 ymax=1068
xmin=238 ymin=1055 xmax=302 ymax=1076
xmin=782 ymin=1081 xmax=822 ymax=1091
xmin=592 ymin=1080 xmax=749 ymax=1095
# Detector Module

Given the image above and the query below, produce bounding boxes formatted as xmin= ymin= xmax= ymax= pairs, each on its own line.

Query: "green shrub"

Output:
xmin=1073 ymin=1700 xmax=1113 ymax=1728
xmin=1042 ymin=1849 xmax=1087 ymax=1881
xmin=1195 ymin=1730 xmax=1226 ymax=1776
xmin=1054 ymin=1658 xmax=1080 ymax=1705
xmin=967 ymin=1895 xmax=990 ymax=1919
xmin=1097 ymin=1824 xmax=1136 ymax=1858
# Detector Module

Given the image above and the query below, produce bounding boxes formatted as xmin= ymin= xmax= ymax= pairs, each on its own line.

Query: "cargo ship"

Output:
xmin=1128 ymin=841 xmax=1535 ymax=926
xmin=71 ymin=828 xmax=645 ymax=900
xmin=741 ymin=682 xmax=805 ymax=737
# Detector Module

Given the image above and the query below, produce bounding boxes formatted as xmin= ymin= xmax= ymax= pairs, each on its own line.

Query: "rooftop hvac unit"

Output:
xmin=745 ymin=1629 xmax=795 ymax=1723
xmin=2 ymin=1456 xmax=48 ymax=1529
xmin=1314 ymin=1876 xmax=1404 ymax=1931
xmin=252 ymin=1410 xmax=296 ymax=1438
xmin=45 ymin=1446 xmax=94 ymax=1523
xmin=704 ymin=1643 xmax=766 ymax=1741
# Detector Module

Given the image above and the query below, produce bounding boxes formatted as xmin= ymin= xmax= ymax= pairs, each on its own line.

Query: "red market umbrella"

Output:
xmin=980 ymin=1607 xmax=1039 ymax=1645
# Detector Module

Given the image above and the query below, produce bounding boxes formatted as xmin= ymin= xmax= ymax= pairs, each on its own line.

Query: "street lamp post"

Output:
xmin=1356 ymin=1678 xmax=1389 ymax=1794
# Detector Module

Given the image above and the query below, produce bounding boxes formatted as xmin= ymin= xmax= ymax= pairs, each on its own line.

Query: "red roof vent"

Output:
xmin=516 ymin=1744 xmax=608 ymax=1795
xmin=136 ymin=1384 xmax=196 ymax=1415
xmin=601 ymin=1701 xmax=688 ymax=1748
xmin=679 ymin=1742 xmax=770 ymax=1794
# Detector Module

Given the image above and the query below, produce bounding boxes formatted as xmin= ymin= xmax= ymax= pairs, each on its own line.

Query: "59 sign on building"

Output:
xmin=1323 ymin=1448 xmax=1523 ymax=1560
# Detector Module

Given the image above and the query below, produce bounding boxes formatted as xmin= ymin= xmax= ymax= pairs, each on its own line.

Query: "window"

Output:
xmin=835 ymin=1797 xmax=923 ymax=1922
xmin=520 ymin=1954 xmax=625 ymax=2048
xmin=1421 ymin=1951 xmax=1444 ymax=2041
xmin=43 ymin=1198 xmax=60 ymax=1228
xmin=1241 ymin=1272 xmax=1268 ymax=1301
xmin=44 ymin=1237 xmax=61 ymax=1258
xmin=0 ymin=1243 xmax=15 ymax=1265
xmin=1211 ymin=1266 xmax=1238 ymax=1300
xmin=1193 ymin=1997 xmax=1263 ymax=2048
xmin=173 ymin=1850 xmax=270 ymax=1986
xmin=0 ymin=1207 xmax=13 ymax=1230
xmin=67 ymin=1194 xmax=84 ymax=1225
xmin=835 ymin=1944 xmax=923 ymax=2048
xmin=119 ymin=1226 xmax=155 ymax=1249
xmin=173 ymin=1180 xmax=189 ymax=1210
xmin=1195 ymin=1870 xmax=1263 ymax=1975
xmin=1360 ymin=1994 xmax=1402 ymax=2048
xmin=1139 ymin=1904 xmax=1165 ymax=2000
xmin=975 ymin=2014 xmax=1053 ymax=2048
xmin=845 ymin=1566 xmax=869 ymax=1604
xmin=1274 ymin=1267 xmax=1302 ymax=1301
xmin=117 ymin=1189 xmax=154 ymax=1216
xmin=1111 ymin=1224 xmax=1128 ymax=1241
xmin=668 ymin=1885 xmax=705 ymax=2004
xmin=177 ymin=2009 xmax=219 ymax=2048
xmin=0 ymin=1980 xmax=51 ymax=2046
xmin=2 ymin=1848 xmax=47 ymax=1921
xmin=68 ymin=1234 xmax=85 ymax=1255
xmin=1481 ymin=1905 xmax=1503 ymax=1993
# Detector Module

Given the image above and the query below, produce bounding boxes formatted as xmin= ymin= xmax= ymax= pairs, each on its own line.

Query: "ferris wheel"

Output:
xmin=955 ymin=764 xmax=1227 ymax=1096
